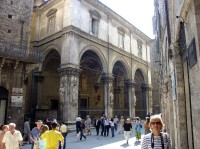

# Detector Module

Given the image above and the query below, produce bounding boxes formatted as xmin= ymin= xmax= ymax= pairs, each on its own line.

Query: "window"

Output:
xmin=46 ymin=9 xmax=57 ymax=35
xmin=137 ymin=39 xmax=143 ymax=58
xmin=8 ymin=14 xmax=12 ymax=19
xmin=89 ymin=10 xmax=101 ymax=36
xmin=118 ymin=27 xmax=125 ymax=49
xmin=91 ymin=18 xmax=98 ymax=35
xmin=118 ymin=33 xmax=124 ymax=49
xmin=48 ymin=16 xmax=55 ymax=35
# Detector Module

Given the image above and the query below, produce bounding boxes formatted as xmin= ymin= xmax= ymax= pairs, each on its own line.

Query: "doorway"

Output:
xmin=0 ymin=86 xmax=8 ymax=124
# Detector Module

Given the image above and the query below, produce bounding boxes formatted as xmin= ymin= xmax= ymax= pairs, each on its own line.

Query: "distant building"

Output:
xmin=0 ymin=0 xmax=43 ymax=129
xmin=153 ymin=0 xmax=200 ymax=148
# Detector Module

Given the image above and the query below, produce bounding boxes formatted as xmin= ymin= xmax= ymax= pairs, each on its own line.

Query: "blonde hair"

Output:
xmin=149 ymin=114 xmax=163 ymax=132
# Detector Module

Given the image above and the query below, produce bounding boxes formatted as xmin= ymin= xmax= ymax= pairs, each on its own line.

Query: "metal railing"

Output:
xmin=0 ymin=42 xmax=44 ymax=63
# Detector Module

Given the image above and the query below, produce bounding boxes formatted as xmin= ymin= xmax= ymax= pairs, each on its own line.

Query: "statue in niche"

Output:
xmin=59 ymin=78 xmax=66 ymax=102
xmin=133 ymin=94 xmax=137 ymax=107
xmin=109 ymin=83 xmax=114 ymax=107
xmin=59 ymin=82 xmax=65 ymax=102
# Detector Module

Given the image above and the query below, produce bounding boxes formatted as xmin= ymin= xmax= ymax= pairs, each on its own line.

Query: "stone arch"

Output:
xmin=38 ymin=44 xmax=61 ymax=71
xmin=111 ymin=57 xmax=131 ymax=79
xmin=111 ymin=58 xmax=131 ymax=117
xmin=134 ymin=68 xmax=147 ymax=119
xmin=79 ymin=49 xmax=105 ymax=118
xmin=79 ymin=45 xmax=107 ymax=73
xmin=133 ymin=66 xmax=148 ymax=83
xmin=34 ymin=48 xmax=61 ymax=114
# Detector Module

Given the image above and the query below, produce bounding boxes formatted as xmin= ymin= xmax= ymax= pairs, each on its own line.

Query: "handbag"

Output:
xmin=33 ymin=141 xmax=39 ymax=149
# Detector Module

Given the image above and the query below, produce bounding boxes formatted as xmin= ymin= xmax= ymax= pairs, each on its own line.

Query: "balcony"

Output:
xmin=0 ymin=42 xmax=44 ymax=63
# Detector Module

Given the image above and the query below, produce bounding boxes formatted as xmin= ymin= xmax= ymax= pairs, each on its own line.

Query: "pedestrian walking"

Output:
xmin=76 ymin=115 xmax=81 ymax=134
xmin=104 ymin=117 xmax=110 ymax=136
xmin=100 ymin=115 xmax=105 ymax=136
xmin=0 ymin=125 xmax=9 ymax=149
xmin=40 ymin=122 xmax=64 ymax=149
xmin=141 ymin=114 xmax=171 ymax=149
xmin=2 ymin=123 xmax=23 ymax=149
xmin=59 ymin=122 xmax=68 ymax=149
xmin=79 ymin=120 xmax=86 ymax=140
xmin=143 ymin=117 xmax=151 ymax=134
xmin=123 ymin=118 xmax=132 ymax=144
xmin=85 ymin=115 xmax=91 ymax=135
xmin=23 ymin=118 xmax=31 ymax=144
xmin=38 ymin=125 xmax=49 ymax=149
xmin=109 ymin=118 xmax=115 ymax=137
xmin=114 ymin=116 xmax=119 ymax=131
xmin=94 ymin=117 xmax=101 ymax=136
xmin=135 ymin=117 xmax=142 ymax=141
xmin=30 ymin=120 xmax=43 ymax=149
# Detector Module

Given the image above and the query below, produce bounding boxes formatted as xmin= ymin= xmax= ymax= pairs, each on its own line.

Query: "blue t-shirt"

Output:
xmin=31 ymin=127 xmax=41 ymax=139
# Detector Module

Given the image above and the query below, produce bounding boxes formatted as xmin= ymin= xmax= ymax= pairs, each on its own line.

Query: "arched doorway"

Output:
xmin=0 ymin=86 xmax=8 ymax=124
xmin=134 ymin=69 xmax=146 ymax=119
xmin=33 ymin=50 xmax=61 ymax=120
xmin=79 ymin=50 xmax=104 ymax=119
xmin=42 ymin=50 xmax=60 ymax=109
xmin=112 ymin=61 xmax=128 ymax=117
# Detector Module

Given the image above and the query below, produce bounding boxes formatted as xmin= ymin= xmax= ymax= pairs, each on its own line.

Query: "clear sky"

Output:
xmin=99 ymin=0 xmax=155 ymax=39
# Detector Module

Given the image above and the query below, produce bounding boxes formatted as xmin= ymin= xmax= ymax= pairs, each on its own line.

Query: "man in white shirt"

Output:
xmin=2 ymin=123 xmax=23 ymax=149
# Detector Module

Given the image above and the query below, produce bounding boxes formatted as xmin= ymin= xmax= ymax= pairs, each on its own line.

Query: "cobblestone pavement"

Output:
xmin=23 ymin=128 xmax=143 ymax=149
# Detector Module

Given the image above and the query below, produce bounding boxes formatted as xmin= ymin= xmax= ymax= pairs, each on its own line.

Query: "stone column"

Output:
xmin=30 ymin=71 xmax=44 ymax=118
xmin=126 ymin=80 xmax=136 ymax=118
xmin=58 ymin=67 xmax=81 ymax=123
xmin=102 ymin=74 xmax=114 ymax=118
xmin=147 ymin=85 xmax=153 ymax=114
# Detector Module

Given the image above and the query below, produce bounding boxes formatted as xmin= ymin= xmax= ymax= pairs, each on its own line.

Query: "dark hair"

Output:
xmin=111 ymin=118 xmax=114 ymax=122
xmin=51 ymin=122 xmax=58 ymax=129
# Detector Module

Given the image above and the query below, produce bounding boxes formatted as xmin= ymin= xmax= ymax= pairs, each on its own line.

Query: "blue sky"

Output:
xmin=99 ymin=0 xmax=155 ymax=39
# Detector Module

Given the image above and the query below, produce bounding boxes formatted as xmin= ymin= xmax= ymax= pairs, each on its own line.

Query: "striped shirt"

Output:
xmin=141 ymin=133 xmax=171 ymax=149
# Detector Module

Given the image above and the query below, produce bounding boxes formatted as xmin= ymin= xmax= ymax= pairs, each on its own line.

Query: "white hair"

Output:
xmin=9 ymin=123 xmax=16 ymax=127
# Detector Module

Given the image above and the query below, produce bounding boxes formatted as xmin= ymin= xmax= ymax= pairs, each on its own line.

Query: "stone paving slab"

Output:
xmin=23 ymin=129 xmax=143 ymax=149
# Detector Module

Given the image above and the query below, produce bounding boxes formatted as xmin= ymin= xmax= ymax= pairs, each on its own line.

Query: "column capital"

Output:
xmin=124 ymin=79 xmax=136 ymax=88
xmin=101 ymin=73 xmax=114 ymax=84
xmin=58 ymin=67 xmax=82 ymax=77
xmin=141 ymin=83 xmax=152 ymax=91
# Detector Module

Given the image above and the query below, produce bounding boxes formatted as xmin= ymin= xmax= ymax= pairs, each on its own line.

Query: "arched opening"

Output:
xmin=0 ymin=86 xmax=8 ymax=124
xmin=79 ymin=50 xmax=104 ymax=119
xmin=42 ymin=50 xmax=60 ymax=109
xmin=32 ymin=49 xmax=61 ymax=121
xmin=134 ymin=69 xmax=146 ymax=119
xmin=112 ymin=61 xmax=128 ymax=117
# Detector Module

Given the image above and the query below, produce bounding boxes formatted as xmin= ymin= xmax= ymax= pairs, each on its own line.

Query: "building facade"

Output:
xmin=28 ymin=0 xmax=153 ymax=123
xmin=0 ymin=0 xmax=43 ymax=129
xmin=153 ymin=0 xmax=200 ymax=148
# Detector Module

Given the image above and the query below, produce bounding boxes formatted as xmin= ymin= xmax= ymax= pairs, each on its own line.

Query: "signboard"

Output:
xmin=171 ymin=71 xmax=177 ymax=100
xmin=11 ymin=96 xmax=23 ymax=107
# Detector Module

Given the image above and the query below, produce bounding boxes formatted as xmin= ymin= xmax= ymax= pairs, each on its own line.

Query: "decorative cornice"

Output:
xmin=33 ymin=25 xmax=149 ymax=66
xmin=84 ymin=0 xmax=152 ymax=41
xmin=58 ymin=67 xmax=82 ymax=77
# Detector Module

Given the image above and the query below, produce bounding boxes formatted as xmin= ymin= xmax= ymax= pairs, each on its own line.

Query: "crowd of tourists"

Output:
xmin=0 ymin=113 xmax=171 ymax=149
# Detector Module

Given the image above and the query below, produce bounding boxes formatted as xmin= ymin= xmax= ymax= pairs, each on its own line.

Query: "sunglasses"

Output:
xmin=151 ymin=121 xmax=161 ymax=125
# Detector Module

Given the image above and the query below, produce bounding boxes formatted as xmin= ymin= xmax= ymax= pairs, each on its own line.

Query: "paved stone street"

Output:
xmin=23 ymin=128 xmax=143 ymax=149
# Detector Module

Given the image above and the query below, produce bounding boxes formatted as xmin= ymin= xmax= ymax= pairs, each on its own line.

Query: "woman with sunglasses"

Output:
xmin=141 ymin=114 xmax=171 ymax=149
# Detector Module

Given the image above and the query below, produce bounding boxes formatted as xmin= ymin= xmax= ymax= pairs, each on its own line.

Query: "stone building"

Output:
xmin=28 ymin=0 xmax=153 ymax=123
xmin=0 ymin=0 xmax=43 ymax=129
xmin=153 ymin=0 xmax=200 ymax=148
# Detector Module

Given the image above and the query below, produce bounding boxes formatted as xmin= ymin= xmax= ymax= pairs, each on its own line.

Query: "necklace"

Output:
xmin=151 ymin=133 xmax=164 ymax=149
